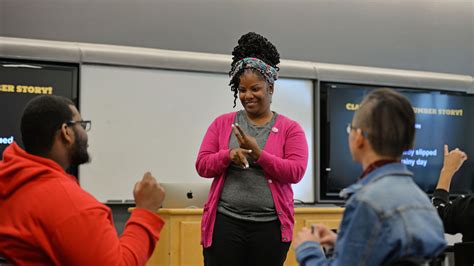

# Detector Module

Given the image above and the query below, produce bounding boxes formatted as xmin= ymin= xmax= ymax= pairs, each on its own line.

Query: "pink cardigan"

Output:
xmin=195 ymin=112 xmax=308 ymax=248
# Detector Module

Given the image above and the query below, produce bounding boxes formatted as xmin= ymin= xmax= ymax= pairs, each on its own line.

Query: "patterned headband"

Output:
xmin=229 ymin=57 xmax=279 ymax=84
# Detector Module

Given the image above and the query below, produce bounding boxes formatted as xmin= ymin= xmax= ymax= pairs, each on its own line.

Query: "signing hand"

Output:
xmin=443 ymin=145 xmax=467 ymax=173
xmin=437 ymin=145 xmax=468 ymax=191
xmin=230 ymin=148 xmax=252 ymax=169
xmin=314 ymin=224 xmax=337 ymax=248
xmin=294 ymin=224 xmax=337 ymax=250
xmin=294 ymin=227 xmax=320 ymax=250
xmin=232 ymin=123 xmax=261 ymax=160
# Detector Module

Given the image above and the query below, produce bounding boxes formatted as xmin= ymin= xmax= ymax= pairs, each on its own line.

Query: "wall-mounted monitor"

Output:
xmin=0 ymin=59 xmax=79 ymax=159
xmin=318 ymin=82 xmax=474 ymax=203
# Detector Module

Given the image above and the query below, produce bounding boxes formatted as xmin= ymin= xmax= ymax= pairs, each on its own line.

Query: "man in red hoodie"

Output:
xmin=0 ymin=95 xmax=165 ymax=265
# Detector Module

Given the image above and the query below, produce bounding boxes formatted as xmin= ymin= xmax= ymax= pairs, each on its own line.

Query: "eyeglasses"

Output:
xmin=346 ymin=123 xmax=357 ymax=134
xmin=346 ymin=123 xmax=367 ymax=138
xmin=66 ymin=120 xmax=92 ymax=132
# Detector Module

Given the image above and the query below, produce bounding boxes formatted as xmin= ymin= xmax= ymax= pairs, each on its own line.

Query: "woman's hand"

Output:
xmin=229 ymin=148 xmax=252 ymax=169
xmin=233 ymin=123 xmax=261 ymax=160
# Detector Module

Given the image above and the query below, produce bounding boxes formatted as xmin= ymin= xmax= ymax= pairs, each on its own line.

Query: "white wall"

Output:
xmin=79 ymin=64 xmax=314 ymax=203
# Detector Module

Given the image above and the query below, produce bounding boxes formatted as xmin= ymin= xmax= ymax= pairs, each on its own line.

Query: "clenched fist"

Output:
xmin=133 ymin=172 xmax=165 ymax=213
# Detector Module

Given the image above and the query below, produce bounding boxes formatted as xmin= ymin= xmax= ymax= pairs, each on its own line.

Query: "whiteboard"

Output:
xmin=79 ymin=64 xmax=314 ymax=203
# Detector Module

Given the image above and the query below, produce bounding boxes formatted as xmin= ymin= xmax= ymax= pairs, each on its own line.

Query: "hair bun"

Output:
xmin=231 ymin=32 xmax=280 ymax=69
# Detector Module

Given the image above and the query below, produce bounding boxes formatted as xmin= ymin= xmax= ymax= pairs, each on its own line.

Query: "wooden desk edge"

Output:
xmin=128 ymin=207 xmax=344 ymax=215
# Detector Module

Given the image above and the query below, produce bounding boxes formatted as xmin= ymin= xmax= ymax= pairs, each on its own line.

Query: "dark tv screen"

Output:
xmin=319 ymin=82 xmax=474 ymax=202
xmin=0 ymin=59 xmax=79 ymax=158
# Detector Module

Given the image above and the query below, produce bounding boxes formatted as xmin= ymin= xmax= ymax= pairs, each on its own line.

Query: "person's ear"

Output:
xmin=268 ymin=84 xmax=274 ymax=95
xmin=354 ymin=129 xmax=366 ymax=148
xmin=59 ymin=123 xmax=74 ymax=145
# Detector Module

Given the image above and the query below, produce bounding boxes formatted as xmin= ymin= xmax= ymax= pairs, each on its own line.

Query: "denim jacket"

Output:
xmin=296 ymin=163 xmax=446 ymax=266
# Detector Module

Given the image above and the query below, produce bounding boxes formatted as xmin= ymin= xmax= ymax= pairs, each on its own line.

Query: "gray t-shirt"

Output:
xmin=218 ymin=110 xmax=278 ymax=222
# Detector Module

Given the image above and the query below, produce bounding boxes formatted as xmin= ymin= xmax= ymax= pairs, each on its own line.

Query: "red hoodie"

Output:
xmin=0 ymin=143 xmax=164 ymax=265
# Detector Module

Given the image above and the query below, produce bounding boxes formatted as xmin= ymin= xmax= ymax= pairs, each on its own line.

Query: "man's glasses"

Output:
xmin=67 ymin=120 xmax=92 ymax=132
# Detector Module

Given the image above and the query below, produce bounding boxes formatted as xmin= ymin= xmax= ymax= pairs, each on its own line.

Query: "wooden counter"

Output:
xmin=144 ymin=207 xmax=344 ymax=266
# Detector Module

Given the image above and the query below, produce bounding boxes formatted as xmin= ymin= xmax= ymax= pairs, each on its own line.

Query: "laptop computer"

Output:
xmin=160 ymin=182 xmax=211 ymax=209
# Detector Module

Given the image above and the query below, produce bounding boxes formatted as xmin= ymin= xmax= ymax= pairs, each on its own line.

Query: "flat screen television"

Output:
xmin=0 ymin=59 xmax=79 ymax=159
xmin=318 ymin=82 xmax=474 ymax=203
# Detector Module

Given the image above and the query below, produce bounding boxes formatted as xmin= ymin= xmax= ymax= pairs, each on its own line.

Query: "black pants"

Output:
xmin=203 ymin=212 xmax=291 ymax=266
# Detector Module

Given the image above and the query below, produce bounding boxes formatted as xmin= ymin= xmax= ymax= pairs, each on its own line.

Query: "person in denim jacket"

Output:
xmin=294 ymin=88 xmax=447 ymax=266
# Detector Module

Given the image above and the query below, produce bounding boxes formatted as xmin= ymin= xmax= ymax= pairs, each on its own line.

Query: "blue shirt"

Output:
xmin=296 ymin=163 xmax=446 ymax=266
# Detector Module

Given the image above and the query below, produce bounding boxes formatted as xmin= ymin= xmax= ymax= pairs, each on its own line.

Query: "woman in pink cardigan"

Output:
xmin=195 ymin=32 xmax=309 ymax=266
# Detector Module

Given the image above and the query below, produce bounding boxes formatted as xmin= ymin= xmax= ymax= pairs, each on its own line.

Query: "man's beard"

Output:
xmin=70 ymin=128 xmax=90 ymax=166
